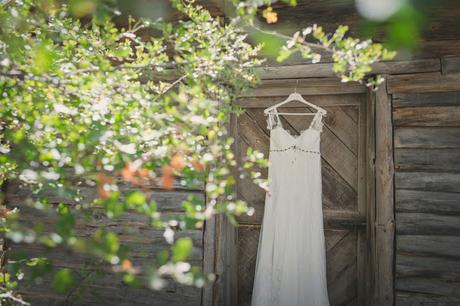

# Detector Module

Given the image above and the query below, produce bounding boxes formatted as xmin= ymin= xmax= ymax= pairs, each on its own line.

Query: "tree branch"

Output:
xmin=0 ymin=290 xmax=31 ymax=306
xmin=247 ymin=23 xmax=334 ymax=53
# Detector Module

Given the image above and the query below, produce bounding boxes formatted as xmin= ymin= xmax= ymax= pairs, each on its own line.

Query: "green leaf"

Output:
xmin=52 ymin=269 xmax=75 ymax=293
xmin=171 ymin=237 xmax=192 ymax=262
xmin=126 ymin=191 xmax=146 ymax=207
xmin=32 ymin=43 xmax=54 ymax=74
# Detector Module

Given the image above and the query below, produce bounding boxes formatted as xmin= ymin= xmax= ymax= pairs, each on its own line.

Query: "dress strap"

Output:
xmin=266 ymin=109 xmax=283 ymax=130
xmin=309 ymin=111 xmax=324 ymax=132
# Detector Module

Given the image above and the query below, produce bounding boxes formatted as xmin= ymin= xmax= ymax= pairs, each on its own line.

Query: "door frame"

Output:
xmin=202 ymin=76 xmax=395 ymax=306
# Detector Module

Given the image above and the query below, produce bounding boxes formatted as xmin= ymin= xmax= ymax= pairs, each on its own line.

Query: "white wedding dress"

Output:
xmin=251 ymin=109 xmax=330 ymax=306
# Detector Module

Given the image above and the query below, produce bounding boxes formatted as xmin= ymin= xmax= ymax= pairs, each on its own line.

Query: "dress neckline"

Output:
xmin=273 ymin=124 xmax=318 ymax=140
xmin=270 ymin=111 xmax=322 ymax=140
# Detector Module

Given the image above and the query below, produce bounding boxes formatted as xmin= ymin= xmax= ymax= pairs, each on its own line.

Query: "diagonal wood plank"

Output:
xmin=342 ymin=105 xmax=359 ymax=124
xmin=246 ymin=106 xmax=359 ymax=155
xmin=237 ymin=112 xmax=270 ymax=153
xmin=322 ymin=107 xmax=358 ymax=155
xmin=244 ymin=107 xmax=358 ymax=189
xmin=283 ymin=112 xmax=358 ymax=189
xmin=322 ymin=159 xmax=358 ymax=211
xmin=236 ymin=138 xmax=358 ymax=224
xmin=326 ymin=230 xmax=358 ymax=306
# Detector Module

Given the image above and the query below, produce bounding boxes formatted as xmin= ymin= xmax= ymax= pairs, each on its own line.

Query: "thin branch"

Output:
xmin=73 ymin=61 xmax=182 ymax=74
xmin=247 ymin=23 xmax=334 ymax=53
xmin=151 ymin=75 xmax=187 ymax=102
xmin=0 ymin=290 xmax=31 ymax=306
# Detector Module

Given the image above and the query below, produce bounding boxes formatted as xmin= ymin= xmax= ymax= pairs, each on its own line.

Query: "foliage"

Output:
xmin=0 ymin=0 xmax=396 ymax=304
xmin=235 ymin=0 xmax=397 ymax=87
xmin=0 ymin=0 xmax=265 ymax=303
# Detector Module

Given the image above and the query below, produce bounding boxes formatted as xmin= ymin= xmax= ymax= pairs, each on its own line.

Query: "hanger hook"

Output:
xmin=295 ymin=79 xmax=299 ymax=93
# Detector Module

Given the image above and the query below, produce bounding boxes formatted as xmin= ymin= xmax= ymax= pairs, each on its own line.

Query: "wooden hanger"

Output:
xmin=264 ymin=81 xmax=327 ymax=116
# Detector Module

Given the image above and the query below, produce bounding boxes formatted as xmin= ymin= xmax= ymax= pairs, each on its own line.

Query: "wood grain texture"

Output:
xmin=396 ymin=254 xmax=460 ymax=280
xmin=396 ymin=277 xmax=460 ymax=298
xmin=395 ymin=148 xmax=460 ymax=171
xmin=395 ymin=172 xmax=460 ymax=193
xmin=6 ymin=178 xmax=205 ymax=305
xmin=365 ymin=88 xmax=376 ymax=306
xmin=392 ymin=73 xmax=460 ymax=306
xmin=396 ymin=212 xmax=460 ymax=235
xmin=442 ymin=56 xmax=460 ymax=74
xmin=374 ymin=80 xmax=395 ymax=306
xmin=396 ymin=189 xmax=460 ymax=214
xmin=393 ymin=91 xmax=460 ymax=108
xmin=240 ymin=78 xmax=366 ymax=97
xmin=394 ymin=127 xmax=460 ymax=148
xmin=236 ymin=94 xmax=363 ymax=109
xmin=213 ymin=113 xmax=239 ymax=306
xmin=256 ymin=59 xmax=440 ymax=80
xmin=387 ymin=72 xmax=460 ymax=93
xmin=396 ymin=291 xmax=460 ymax=306
xmin=202 ymin=214 xmax=216 ymax=306
xmin=393 ymin=106 xmax=460 ymax=126
xmin=397 ymin=235 xmax=460 ymax=259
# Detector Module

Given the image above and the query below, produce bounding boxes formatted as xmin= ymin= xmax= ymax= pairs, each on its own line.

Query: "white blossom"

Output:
xmin=19 ymin=169 xmax=38 ymax=183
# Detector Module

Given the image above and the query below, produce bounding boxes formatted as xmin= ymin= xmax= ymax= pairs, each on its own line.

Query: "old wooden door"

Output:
xmin=233 ymin=78 xmax=373 ymax=306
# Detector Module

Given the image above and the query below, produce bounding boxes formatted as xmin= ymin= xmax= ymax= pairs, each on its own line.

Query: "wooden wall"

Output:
xmin=5 ymin=178 xmax=205 ymax=305
xmin=388 ymin=60 xmax=460 ymax=306
xmin=249 ymin=56 xmax=460 ymax=306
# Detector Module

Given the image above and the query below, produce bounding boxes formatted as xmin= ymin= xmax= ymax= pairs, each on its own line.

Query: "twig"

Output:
xmin=248 ymin=23 xmax=334 ymax=53
xmin=155 ymin=75 xmax=187 ymax=100
xmin=0 ymin=290 xmax=31 ymax=306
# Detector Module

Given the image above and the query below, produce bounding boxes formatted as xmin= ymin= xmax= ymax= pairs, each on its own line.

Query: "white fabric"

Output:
xmin=251 ymin=110 xmax=330 ymax=306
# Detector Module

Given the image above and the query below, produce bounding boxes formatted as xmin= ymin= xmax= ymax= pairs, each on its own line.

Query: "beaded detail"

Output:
xmin=270 ymin=144 xmax=320 ymax=155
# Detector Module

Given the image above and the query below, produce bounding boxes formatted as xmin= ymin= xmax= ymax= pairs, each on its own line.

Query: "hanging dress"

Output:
xmin=251 ymin=109 xmax=330 ymax=306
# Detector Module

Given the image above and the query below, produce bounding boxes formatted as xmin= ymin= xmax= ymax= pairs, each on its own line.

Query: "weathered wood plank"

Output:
xmin=393 ymin=106 xmax=460 ymax=126
xmin=365 ymin=86 xmax=376 ymax=306
xmin=393 ymin=91 xmax=460 ymax=108
xmin=396 ymin=291 xmax=460 ymax=306
xmin=395 ymin=148 xmax=460 ymax=171
xmin=19 ymin=278 xmax=202 ymax=306
xmin=213 ymin=112 xmax=239 ymax=306
xmin=387 ymin=72 xmax=460 ymax=93
xmin=322 ymin=107 xmax=359 ymax=154
xmin=396 ymin=277 xmax=460 ymax=298
xmin=326 ymin=230 xmax=358 ymax=306
xmin=396 ymin=254 xmax=460 ymax=279
xmin=322 ymin=161 xmax=357 ymax=212
xmin=397 ymin=235 xmax=460 ymax=259
xmin=236 ymin=225 xmax=259 ymax=306
xmin=6 ymin=180 xmax=204 ymax=211
xmin=286 ymin=111 xmax=358 ymax=188
xmin=240 ymin=78 xmax=366 ymax=97
xmin=442 ymin=56 xmax=460 ymax=75
xmin=419 ymin=40 xmax=460 ymax=59
xmin=396 ymin=189 xmax=460 ymax=214
xmin=394 ymin=127 xmax=460 ymax=148
xmin=236 ymin=94 xmax=363 ymax=108
xmin=395 ymin=172 xmax=460 ymax=193
xmin=258 ymin=0 xmax=460 ymax=49
xmin=202 ymin=215 xmax=215 ymax=306
xmin=396 ymin=212 xmax=460 ymax=235
xmin=374 ymin=80 xmax=395 ymax=306
xmin=256 ymin=59 xmax=440 ymax=79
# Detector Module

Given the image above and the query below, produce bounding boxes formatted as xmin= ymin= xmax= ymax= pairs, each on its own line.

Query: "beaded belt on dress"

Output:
xmin=270 ymin=144 xmax=320 ymax=154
